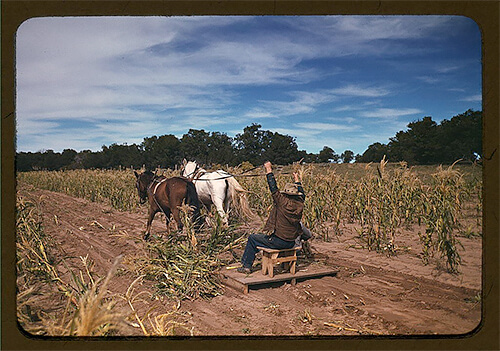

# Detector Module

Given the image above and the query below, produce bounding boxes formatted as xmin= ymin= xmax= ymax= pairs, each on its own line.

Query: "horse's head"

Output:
xmin=181 ymin=160 xmax=199 ymax=179
xmin=134 ymin=170 xmax=155 ymax=204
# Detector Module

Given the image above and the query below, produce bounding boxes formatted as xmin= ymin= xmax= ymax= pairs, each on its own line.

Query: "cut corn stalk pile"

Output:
xmin=123 ymin=209 xmax=246 ymax=300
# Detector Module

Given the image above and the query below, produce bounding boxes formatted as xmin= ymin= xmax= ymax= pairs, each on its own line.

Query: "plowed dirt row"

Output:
xmin=18 ymin=185 xmax=481 ymax=337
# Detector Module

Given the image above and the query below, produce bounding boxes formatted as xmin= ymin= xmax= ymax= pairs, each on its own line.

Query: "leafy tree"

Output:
xmin=317 ymin=146 xmax=338 ymax=163
xmin=180 ymin=129 xmax=210 ymax=164
xmin=403 ymin=116 xmax=439 ymax=164
xmin=437 ymin=109 xmax=482 ymax=162
xmin=301 ymin=151 xmax=318 ymax=163
xmin=340 ymin=150 xmax=354 ymax=163
xmin=16 ymin=152 xmax=38 ymax=171
xmin=263 ymin=132 xmax=302 ymax=165
xmin=39 ymin=150 xmax=60 ymax=170
xmin=234 ymin=124 xmax=305 ymax=165
xmin=142 ymin=134 xmax=181 ymax=169
xmin=60 ymin=149 xmax=78 ymax=169
xmin=74 ymin=150 xmax=93 ymax=169
xmin=207 ymin=131 xmax=235 ymax=165
xmin=234 ymin=124 xmax=270 ymax=165
xmin=388 ymin=130 xmax=416 ymax=163
xmin=102 ymin=143 xmax=143 ymax=169
xmin=357 ymin=142 xmax=389 ymax=163
xmin=16 ymin=109 xmax=481 ymax=170
xmin=83 ymin=149 xmax=107 ymax=169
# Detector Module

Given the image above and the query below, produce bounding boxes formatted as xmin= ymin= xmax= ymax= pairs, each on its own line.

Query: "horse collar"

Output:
xmin=193 ymin=169 xmax=206 ymax=180
xmin=185 ymin=164 xmax=201 ymax=179
xmin=185 ymin=164 xmax=205 ymax=180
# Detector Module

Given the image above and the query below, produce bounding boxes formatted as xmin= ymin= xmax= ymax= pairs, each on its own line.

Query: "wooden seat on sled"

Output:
xmin=257 ymin=246 xmax=301 ymax=278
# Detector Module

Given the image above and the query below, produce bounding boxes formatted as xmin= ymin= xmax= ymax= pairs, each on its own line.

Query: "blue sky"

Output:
xmin=16 ymin=16 xmax=481 ymax=156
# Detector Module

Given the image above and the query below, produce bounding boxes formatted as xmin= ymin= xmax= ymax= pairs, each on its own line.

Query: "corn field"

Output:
xmin=241 ymin=160 xmax=480 ymax=273
xmin=18 ymin=161 xmax=481 ymax=289
xmin=17 ymin=169 xmax=143 ymax=211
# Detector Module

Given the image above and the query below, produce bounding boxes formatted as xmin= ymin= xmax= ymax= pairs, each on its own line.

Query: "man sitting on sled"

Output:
xmin=238 ymin=161 xmax=309 ymax=274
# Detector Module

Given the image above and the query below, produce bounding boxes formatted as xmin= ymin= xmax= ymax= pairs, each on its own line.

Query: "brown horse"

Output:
xmin=134 ymin=170 xmax=202 ymax=240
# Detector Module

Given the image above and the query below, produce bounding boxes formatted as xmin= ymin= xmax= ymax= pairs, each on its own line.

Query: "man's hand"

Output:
xmin=293 ymin=172 xmax=301 ymax=183
xmin=264 ymin=161 xmax=273 ymax=174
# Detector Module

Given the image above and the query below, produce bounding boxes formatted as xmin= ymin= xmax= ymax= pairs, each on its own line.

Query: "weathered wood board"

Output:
xmin=220 ymin=264 xmax=338 ymax=294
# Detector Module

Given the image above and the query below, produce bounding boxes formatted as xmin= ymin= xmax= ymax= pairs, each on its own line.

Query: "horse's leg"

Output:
xmin=223 ymin=190 xmax=231 ymax=215
xmin=211 ymin=196 xmax=228 ymax=226
xmin=171 ymin=206 xmax=183 ymax=232
xmin=163 ymin=207 xmax=172 ymax=234
xmin=144 ymin=207 xmax=157 ymax=240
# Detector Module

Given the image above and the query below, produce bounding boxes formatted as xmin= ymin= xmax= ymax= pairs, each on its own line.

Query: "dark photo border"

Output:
xmin=2 ymin=1 xmax=498 ymax=350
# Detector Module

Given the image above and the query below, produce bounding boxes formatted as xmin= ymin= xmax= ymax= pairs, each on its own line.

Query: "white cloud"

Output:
xmin=330 ymin=84 xmax=390 ymax=97
xmin=269 ymin=122 xmax=362 ymax=154
xmin=243 ymin=110 xmax=277 ymax=119
xmin=417 ymin=76 xmax=441 ymax=84
xmin=435 ymin=65 xmax=461 ymax=74
xmin=332 ymin=105 xmax=365 ymax=112
xmin=331 ymin=16 xmax=451 ymax=41
xmin=461 ymin=94 xmax=482 ymax=102
xmin=285 ymin=16 xmax=456 ymax=59
xmin=360 ymin=108 xmax=422 ymax=119
xmin=248 ymin=85 xmax=388 ymax=119
xmin=295 ymin=122 xmax=359 ymax=132
xmin=251 ymin=90 xmax=338 ymax=118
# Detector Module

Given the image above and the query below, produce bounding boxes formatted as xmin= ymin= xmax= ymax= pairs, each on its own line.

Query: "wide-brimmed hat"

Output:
xmin=281 ymin=183 xmax=303 ymax=196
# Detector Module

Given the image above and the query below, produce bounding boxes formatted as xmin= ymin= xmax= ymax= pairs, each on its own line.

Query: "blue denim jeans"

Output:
xmin=241 ymin=233 xmax=295 ymax=269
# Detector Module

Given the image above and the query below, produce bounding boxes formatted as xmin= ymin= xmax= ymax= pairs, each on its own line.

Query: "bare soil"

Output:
xmin=17 ymin=184 xmax=482 ymax=337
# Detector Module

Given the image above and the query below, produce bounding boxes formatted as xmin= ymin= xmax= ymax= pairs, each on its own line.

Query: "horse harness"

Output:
xmin=184 ymin=164 xmax=206 ymax=181
xmin=147 ymin=177 xmax=170 ymax=217
xmin=184 ymin=164 xmax=239 ymax=182
xmin=191 ymin=169 xmax=207 ymax=182
xmin=148 ymin=177 xmax=166 ymax=195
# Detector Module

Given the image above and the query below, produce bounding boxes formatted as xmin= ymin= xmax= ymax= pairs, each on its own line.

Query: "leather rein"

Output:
xmin=182 ymin=164 xmax=288 ymax=182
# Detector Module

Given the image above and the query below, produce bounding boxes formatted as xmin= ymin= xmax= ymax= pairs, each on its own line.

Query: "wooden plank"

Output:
xmin=220 ymin=265 xmax=338 ymax=294
xmin=257 ymin=246 xmax=300 ymax=254
xmin=220 ymin=273 xmax=248 ymax=294
xmin=273 ymin=256 xmax=297 ymax=264
xmin=230 ymin=267 xmax=337 ymax=284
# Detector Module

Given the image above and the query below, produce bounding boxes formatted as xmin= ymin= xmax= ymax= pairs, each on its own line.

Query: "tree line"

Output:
xmin=16 ymin=109 xmax=481 ymax=171
xmin=356 ymin=109 xmax=482 ymax=164
xmin=16 ymin=124 xmax=354 ymax=171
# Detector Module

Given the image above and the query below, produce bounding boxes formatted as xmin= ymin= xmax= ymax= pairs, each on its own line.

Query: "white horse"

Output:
xmin=181 ymin=160 xmax=253 ymax=225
